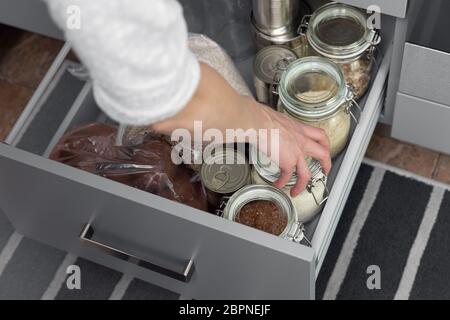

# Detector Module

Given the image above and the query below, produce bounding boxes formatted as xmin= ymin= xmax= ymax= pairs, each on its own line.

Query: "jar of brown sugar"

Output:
xmin=223 ymin=185 xmax=307 ymax=244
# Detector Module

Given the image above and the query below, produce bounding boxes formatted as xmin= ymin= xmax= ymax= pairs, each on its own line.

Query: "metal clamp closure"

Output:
xmin=307 ymin=176 xmax=330 ymax=207
xmin=344 ymin=87 xmax=363 ymax=124
xmin=269 ymin=58 xmax=295 ymax=108
xmin=298 ymin=15 xmax=311 ymax=35
xmin=287 ymin=222 xmax=312 ymax=247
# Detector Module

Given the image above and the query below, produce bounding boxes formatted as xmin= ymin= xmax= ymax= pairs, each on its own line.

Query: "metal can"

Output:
xmin=252 ymin=22 xmax=308 ymax=58
xmin=200 ymin=147 xmax=251 ymax=195
xmin=253 ymin=45 xmax=297 ymax=109
xmin=251 ymin=0 xmax=300 ymax=37
xmin=251 ymin=0 xmax=311 ymax=56
xmin=223 ymin=185 xmax=307 ymax=244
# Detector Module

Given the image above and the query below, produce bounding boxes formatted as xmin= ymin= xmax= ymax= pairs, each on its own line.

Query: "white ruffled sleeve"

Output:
xmin=44 ymin=0 xmax=200 ymax=126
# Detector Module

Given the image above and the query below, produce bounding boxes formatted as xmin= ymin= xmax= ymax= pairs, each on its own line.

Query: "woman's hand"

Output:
xmin=153 ymin=64 xmax=331 ymax=197
xmin=248 ymin=99 xmax=332 ymax=197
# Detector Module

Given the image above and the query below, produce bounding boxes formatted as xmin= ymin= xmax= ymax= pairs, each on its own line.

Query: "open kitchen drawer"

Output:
xmin=0 ymin=12 xmax=394 ymax=299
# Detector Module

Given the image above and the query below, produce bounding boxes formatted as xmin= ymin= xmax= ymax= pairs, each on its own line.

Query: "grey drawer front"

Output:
xmin=0 ymin=144 xmax=314 ymax=299
xmin=392 ymin=92 xmax=450 ymax=154
xmin=0 ymin=0 xmax=62 ymax=39
xmin=399 ymin=43 xmax=450 ymax=106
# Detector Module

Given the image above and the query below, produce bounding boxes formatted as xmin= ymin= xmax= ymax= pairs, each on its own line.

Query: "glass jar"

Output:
xmin=223 ymin=185 xmax=307 ymax=243
xmin=299 ymin=2 xmax=381 ymax=100
xmin=278 ymin=56 xmax=360 ymax=158
xmin=250 ymin=148 xmax=328 ymax=223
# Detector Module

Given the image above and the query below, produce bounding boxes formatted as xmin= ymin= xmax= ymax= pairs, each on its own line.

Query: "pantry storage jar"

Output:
xmin=278 ymin=57 xmax=361 ymax=158
xmin=223 ymin=185 xmax=306 ymax=244
xmin=299 ymin=2 xmax=381 ymax=100
xmin=250 ymin=148 xmax=328 ymax=223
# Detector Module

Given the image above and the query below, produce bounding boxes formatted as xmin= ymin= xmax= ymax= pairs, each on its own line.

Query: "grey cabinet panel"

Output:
xmin=0 ymin=0 xmax=62 ymax=39
xmin=399 ymin=43 xmax=450 ymax=107
xmin=392 ymin=93 xmax=450 ymax=155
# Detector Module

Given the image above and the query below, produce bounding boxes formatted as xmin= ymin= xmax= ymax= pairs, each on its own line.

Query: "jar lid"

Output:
xmin=306 ymin=3 xmax=380 ymax=60
xmin=250 ymin=146 xmax=324 ymax=187
xmin=253 ymin=45 xmax=298 ymax=84
xmin=223 ymin=185 xmax=303 ymax=241
xmin=279 ymin=57 xmax=350 ymax=120
xmin=201 ymin=147 xmax=250 ymax=194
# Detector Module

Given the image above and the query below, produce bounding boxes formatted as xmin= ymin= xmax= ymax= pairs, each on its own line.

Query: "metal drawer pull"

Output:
xmin=79 ymin=224 xmax=195 ymax=282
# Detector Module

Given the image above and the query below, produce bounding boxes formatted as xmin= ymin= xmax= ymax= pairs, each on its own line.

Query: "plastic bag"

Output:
xmin=50 ymin=123 xmax=210 ymax=212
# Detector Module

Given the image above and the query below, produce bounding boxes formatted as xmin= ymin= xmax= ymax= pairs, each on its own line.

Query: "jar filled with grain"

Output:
xmin=278 ymin=56 xmax=360 ymax=158
xmin=250 ymin=148 xmax=328 ymax=223
xmin=299 ymin=2 xmax=381 ymax=100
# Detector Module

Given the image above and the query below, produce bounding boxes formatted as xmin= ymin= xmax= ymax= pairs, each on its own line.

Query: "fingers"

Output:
xmin=273 ymin=163 xmax=295 ymax=190
xmin=291 ymin=157 xmax=311 ymax=197
xmin=302 ymin=140 xmax=332 ymax=175
xmin=301 ymin=125 xmax=331 ymax=152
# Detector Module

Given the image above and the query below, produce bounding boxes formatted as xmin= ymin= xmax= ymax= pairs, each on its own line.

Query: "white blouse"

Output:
xmin=44 ymin=0 xmax=200 ymax=126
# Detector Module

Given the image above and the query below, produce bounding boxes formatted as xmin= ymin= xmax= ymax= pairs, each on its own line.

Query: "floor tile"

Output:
xmin=366 ymin=134 xmax=440 ymax=178
xmin=0 ymin=80 xmax=33 ymax=141
xmin=0 ymin=28 xmax=63 ymax=89
xmin=374 ymin=123 xmax=392 ymax=138
xmin=433 ymin=154 xmax=450 ymax=185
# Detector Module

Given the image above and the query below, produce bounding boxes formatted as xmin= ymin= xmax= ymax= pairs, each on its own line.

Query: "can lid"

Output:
xmin=201 ymin=147 xmax=250 ymax=194
xmin=253 ymin=45 xmax=298 ymax=84
xmin=251 ymin=146 xmax=324 ymax=187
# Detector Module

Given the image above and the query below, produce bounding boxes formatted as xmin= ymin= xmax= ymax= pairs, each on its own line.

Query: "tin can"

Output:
xmin=251 ymin=0 xmax=300 ymax=37
xmin=252 ymin=22 xmax=308 ymax=58
xmin=200 ymin=147 xmax=251 ymax=195
xmin=253 ymin=45 xmax=297 ymax=108
xmin=251 ymin=0 xmax=311 ymax=56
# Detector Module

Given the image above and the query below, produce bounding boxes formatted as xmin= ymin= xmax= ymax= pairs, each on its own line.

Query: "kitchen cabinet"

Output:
xmin=0 ymin=0 xmax=63 ymax=39
xmin=0 ymin=0 xmax=415 ymax=299
xmin=392 ymin=0 xmax=450 ymax=154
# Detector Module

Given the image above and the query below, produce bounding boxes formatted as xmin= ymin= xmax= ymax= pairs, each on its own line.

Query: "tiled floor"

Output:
xmin=0 ymin=24 xmax=63 ymax=141
xmin=0 ymin=24 xmax=449 ymax=185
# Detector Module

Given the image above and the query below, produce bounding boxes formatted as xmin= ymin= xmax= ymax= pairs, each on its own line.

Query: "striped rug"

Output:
xmin=0 ymin=159 xmax=448 ymax=300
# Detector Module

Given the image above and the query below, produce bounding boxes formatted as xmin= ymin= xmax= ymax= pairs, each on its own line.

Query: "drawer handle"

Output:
xmin=79 ymin=224 xmax=195 ymax=282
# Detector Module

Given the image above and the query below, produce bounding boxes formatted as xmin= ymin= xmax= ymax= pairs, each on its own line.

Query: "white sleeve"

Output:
xmin=44 ymin=0 xmax=200 ymax=126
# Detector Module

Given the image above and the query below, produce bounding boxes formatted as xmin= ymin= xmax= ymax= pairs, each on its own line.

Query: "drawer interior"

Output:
xmin=8 ymin=13 xmax=395 ymax=258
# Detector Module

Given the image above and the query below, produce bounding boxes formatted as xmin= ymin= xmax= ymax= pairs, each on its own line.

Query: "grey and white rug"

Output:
xmin=0 ymin=159 xmax=449 ymax=300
